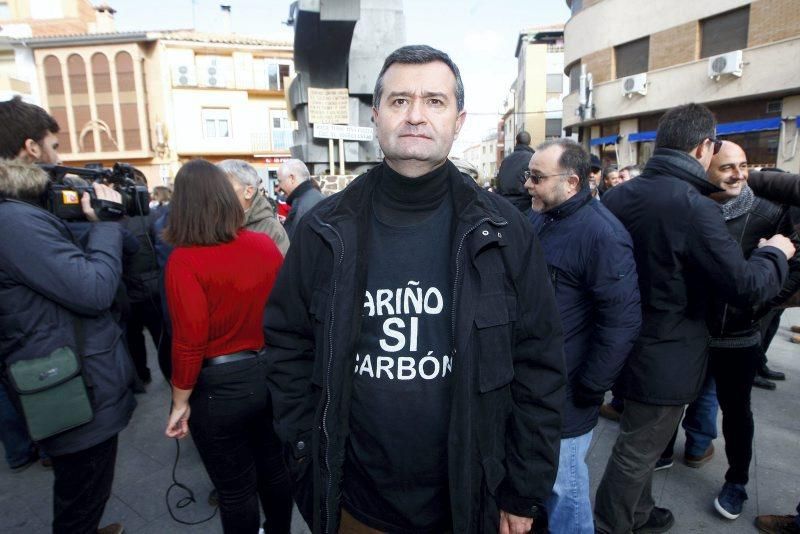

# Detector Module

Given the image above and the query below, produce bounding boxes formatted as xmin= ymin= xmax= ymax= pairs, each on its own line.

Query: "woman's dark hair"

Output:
xmin=163 ymin=159 xmax=244 ymax=247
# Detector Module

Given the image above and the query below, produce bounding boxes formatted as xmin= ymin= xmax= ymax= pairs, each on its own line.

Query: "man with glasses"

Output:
xmin=525 ymin=139 xmax=641 ymax=534
xmin=593 ymin=103 xmax=795 ymax=534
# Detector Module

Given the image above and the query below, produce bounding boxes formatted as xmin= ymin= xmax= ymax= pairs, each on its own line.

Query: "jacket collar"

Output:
xmin=286 ymin=179 xmax=315 ymax=206
xmin=514 ymin=144 xmax=534 ymax=154
xmin=643 ymin=147 xmax=723 ymax=197
xmin=542 ymin=188 xmax=592 ymax=221
xmin=244 ymin=193 xmax=273 ymax=226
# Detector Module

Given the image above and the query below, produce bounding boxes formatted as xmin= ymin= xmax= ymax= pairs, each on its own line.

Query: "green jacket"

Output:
xmin=244 ymin=193 xmax=290 ymax=256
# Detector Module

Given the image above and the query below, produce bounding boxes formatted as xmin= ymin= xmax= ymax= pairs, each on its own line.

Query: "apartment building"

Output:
xmin=563 ymin=0 xmax=800 ymax=171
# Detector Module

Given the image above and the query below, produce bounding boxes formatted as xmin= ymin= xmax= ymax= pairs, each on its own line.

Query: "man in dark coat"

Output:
xmin=278 ymin=158 xmax=324 ymax=239
xmin=0 ymin=160 xmax=136 ymax=534
xmin=496 ymin=131 xmax=535 ymax=211
xmin=264 ymin=45 xmax=566 ymax=534
xmin=525 ymin=139 xmax=640 ymax=534
xmin=594 ymin=103 xmax=795 ymax=534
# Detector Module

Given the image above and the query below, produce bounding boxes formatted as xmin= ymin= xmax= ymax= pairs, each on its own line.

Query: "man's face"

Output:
xmin=227 ymin=177 xmax=254 ymax=210
xmin=603 ymin=170 xmax=621 ymax=189
xmin=707 ymin=141 xmax=748 ymax=201
xmin=525 ymin=145 xmax=575 ymax=213
xmin=373 ymin=61 xmax=466 ymax=176
xmin=588 ymin=168 xmax=601 ymax=191
xmin=619 ymin=169 xmax=630 ymax=182
xmin=21 ymin=131 xmax=61 ymax=164
xmin=276 ymin=167 xmax=294 ymax=196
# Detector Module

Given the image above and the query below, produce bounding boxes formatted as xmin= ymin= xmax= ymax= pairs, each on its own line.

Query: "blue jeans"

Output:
xmin=683 ymin=373 xmax=718 ymax=456
xmin=0 ymin=380 xmax=35 ymax=468
xmin=547 ymin=430 xmax=594 ymax=534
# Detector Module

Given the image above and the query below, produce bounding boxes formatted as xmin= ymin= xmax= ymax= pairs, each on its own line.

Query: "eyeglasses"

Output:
xmin=709 ymin=137 xmax=723 ymax=155
xmin=522 ymin=170 xmax=572 ymax=184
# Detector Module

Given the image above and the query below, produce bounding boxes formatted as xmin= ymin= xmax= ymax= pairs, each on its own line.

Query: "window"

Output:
xmin=701 ymin=6 xmax=749 ymax=58
xmin=0 ymin=2 xmax=10 ymax=19
xmin=203 ymin=108 xmax=231 ymax=138
xmin=568 ymin=62 xmax=581 ymax=94
xmin=255 ymin=60 xmax=292 ymax=90
xmin=615 ymin=37 xmax=649 ymax=78
xmin=546 ymin=74 xmax=563 ymax=94
xmin=270 ymin=109 xmax=293 ymax=150
xmin=545 ymin=118 xmax=562 ymax=138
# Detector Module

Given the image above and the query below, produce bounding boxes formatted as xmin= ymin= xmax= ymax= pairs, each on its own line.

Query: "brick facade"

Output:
xmin=748 ymin=0 xmax=800 ymax=47
xmin=583 ymin=48 xmax=613 ymax=83
xmin=650 ymin=22 xmax=698 ymax=70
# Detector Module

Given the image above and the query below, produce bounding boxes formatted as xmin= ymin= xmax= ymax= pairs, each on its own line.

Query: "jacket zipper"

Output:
xmin=318 ymin=221 xmax=344 ymax=534
xmin=719 ymin=212 xmax=751 ymax=334
xmin=451 ymin=217 xmax=508 ymax=349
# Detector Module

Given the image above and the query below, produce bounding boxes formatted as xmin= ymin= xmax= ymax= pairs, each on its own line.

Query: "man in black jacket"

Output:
xmin=670 ymin=141 xmax=800 ymax=520
xmin=594 ymin=104 xmax=794 ymax=534
xmin=264 ymin=45 xmax=566 ymax=534
xmin=526 ymin=139 xmax=641 ymax=534
xmin=497 ymin=131 xmax=535 ymax=211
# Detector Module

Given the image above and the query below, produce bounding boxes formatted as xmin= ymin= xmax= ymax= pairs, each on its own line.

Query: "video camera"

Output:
xmin=39 ymin=163 xmax=150 ymax=221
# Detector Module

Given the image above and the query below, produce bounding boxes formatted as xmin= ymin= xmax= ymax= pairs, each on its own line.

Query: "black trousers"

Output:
xmin=188 ymin=354 xmax=292 ymax=534
xmin=126 ymin=299 xmax=171 ymax=382
xmin=709 ymin=344 xmax=760 ymax=485
xmin=52 ymin=435 xmax=118 ymax=534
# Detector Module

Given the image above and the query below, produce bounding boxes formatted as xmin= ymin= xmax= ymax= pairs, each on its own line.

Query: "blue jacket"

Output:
xmin=0 ymin=199 xmax=136 ymax=456
xmin=528 ymin=189 xmax=641 ymax=438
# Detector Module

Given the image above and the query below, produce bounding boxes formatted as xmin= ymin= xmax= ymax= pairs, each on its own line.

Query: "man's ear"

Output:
xmin=693 ymin=140 xmax=707 ymax=161
xmin=18 ymin=139 xmax=40 ymax=163
xmin=244 ymin=185 xmax=255 ymax=200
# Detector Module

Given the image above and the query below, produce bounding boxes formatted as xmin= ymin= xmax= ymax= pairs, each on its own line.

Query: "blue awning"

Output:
xmin=716 ymin=117 xmax=782 ymax=136
xmin=628 ymin=131 xmax=656 ymax=143
xmin=796 ymin=117 xmax=800 ymax=128
xmin=589 ymin=135 xmax=620 ymax=146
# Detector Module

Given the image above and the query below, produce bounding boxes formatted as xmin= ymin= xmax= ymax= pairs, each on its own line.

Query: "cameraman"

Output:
xmin=0 ymin=158 xmax=135 ymax=534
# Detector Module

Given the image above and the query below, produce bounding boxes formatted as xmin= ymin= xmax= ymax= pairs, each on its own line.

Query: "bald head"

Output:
xmin=277 ymin=158 xmax=311 ymax=196
xmin=707 ymin=140 xmax=748 ymax=202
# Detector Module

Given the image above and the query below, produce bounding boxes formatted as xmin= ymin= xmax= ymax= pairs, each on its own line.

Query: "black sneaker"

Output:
xmin=654 ymin=457 xmax=674 ymax=471
xmin=714 ymin=482 xmax=748 ymax=520
xmin=634 ymin=507 xmax=674 ymax=533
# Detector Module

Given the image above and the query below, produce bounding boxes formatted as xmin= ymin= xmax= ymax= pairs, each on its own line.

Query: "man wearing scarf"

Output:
xmin=688 ymin=141 xmax=800 ymax=521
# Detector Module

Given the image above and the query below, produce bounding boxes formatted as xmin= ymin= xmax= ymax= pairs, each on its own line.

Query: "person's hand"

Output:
xmin=759 ymin=234 xmax=796 ymax=260
xmin=81 ymin=183 xmax=122 ymax=222
xmin=499 ymin=509 xmax=533 ymax=534
xmin=165 ymin=401 xmax=191 ymax=439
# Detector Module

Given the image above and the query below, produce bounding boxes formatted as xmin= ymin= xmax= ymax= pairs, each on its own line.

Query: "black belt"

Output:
xmin=202 ymin=350 xmax=259 ymax=368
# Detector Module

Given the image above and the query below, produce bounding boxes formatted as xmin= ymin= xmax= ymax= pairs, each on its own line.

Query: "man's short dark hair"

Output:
xmin=655 ymin=103 xmax=716 ymax=152
xmin=0 ymin=96 xmax=60 ymax=159
xmin=515 ymin=131 xmax=531 ymax=146
xmin=373 ymin=45 xmax=465 ymax=111
xmin=537 ymin=138 xmax=590 ymax=190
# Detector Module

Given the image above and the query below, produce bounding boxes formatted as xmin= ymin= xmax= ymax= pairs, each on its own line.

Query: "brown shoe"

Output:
xmin=599 ymin=403 xmax=621 ymax=422
xmin=755 ymin=514 xmax=800 ymax=533
xmin=97 ymin=523 xmax=124 ymax=534
xmin=684 ymin=443 xmax=715 ymax=468
xmin=790 ymin=325 xmax=800 ymax=334
xmin=791 ymin=334 xmax=800 ymax=344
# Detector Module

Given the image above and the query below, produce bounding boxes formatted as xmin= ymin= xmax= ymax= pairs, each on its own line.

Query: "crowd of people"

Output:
xmin=1 ymin=43 xmax=800 ymax=534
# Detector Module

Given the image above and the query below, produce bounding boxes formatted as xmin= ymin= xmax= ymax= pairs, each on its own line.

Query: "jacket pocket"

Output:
xmin=475 ymin=293 xmax=516 ymax=392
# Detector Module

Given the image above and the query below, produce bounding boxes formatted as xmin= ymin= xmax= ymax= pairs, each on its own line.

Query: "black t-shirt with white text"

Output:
xmin=343 ymin=197 xmax=454 ymax=533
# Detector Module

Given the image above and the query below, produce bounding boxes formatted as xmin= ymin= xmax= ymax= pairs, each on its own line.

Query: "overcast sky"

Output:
xmin=111 ymin=0 xmax=571 ymax=154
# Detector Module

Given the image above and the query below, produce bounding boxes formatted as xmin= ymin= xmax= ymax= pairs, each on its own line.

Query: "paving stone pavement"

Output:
xmin=2 ymin=309 xmax=799 ymax=533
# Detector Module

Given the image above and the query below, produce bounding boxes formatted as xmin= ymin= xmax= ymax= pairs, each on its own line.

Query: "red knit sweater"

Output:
xmin=165 ymin=230 xmax=283 ymax=389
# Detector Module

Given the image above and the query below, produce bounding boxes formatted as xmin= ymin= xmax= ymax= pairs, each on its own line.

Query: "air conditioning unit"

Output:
xmin=200 ymin=57 xmax=226 ymax=88
xmin=708 ymin=50 xmax=743 ymax=80
xmin=621 ymin=73 xmax=647 ymax=98
xmin=172 ymin=64 xmax=196 ymax=87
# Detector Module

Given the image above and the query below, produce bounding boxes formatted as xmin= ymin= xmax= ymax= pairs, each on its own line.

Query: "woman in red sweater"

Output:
xmin=163 ymin=159 xmax=291 ymax=533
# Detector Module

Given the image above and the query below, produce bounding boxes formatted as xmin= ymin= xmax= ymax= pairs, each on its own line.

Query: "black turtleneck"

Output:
xmin=373 ymin=161 xmax=450 ymax=227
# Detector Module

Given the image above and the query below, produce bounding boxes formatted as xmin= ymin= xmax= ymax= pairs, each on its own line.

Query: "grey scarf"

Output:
xmin=720 ymin=184 xmax=755 ymax=221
